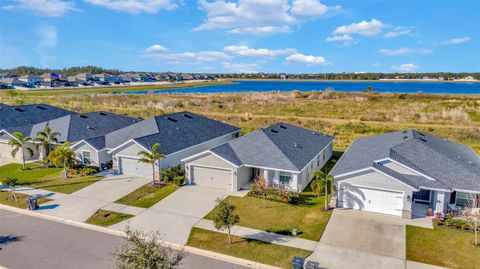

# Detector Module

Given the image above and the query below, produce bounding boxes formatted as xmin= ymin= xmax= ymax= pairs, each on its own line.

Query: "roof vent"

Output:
xmin=418 ymin=132 xmax=425 ymax=137
xmin=402 ymin=130 xmax=408 ymax=134
xmin=14 ymin=107 xmax=25 ymax=112
xmin=80 ymin=115 xmax=88 ymax=118
xmin=99 ymin=112 xmax=107 ymax=116
xmin=294 ymin=142 xmax=302 ymax=149
xmin=183 ymin=114 xmax=193 ymax=119
xmin=87 ymin=126 xmax=95 ymax=130
xmin=36 ymin=106 xmax=46 ymax=110
xmin=166 ymin=117 xmax=178 ymax=122
xmin=420 ymin=138 xmax=427 ymax=143
xmin=403 ymin=136 xmax=408 ymax=139
xmin=270 ymin=129 xmax=278 ymax=133
xmin=280 ymin=125 xmax=287 ymax=129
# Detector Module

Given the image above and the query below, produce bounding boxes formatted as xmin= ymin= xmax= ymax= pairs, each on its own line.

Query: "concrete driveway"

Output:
xmin=39 ymin=175 xmax=151 ymax=222
xmin=110 ymin=185 xmax=229 ymax=245
xmin=308 ymin=209 xmax=407 ymax=269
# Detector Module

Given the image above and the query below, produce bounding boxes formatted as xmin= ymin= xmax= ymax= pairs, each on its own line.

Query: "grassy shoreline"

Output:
xmin=220 ymin=78 xmax=480 ymax=83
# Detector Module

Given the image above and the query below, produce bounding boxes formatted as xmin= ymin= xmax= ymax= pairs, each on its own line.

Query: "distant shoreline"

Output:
xmin=219 ymin=78 xmax=480 ymax=83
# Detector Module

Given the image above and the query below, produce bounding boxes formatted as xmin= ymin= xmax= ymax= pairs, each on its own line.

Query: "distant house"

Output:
xmin=95 ymin=73 xmax=122 ymax=83
xmin=41 ymin=73 xmax=61 ymax=82
xmin=0 ymin=73 xmax=14 ymax=79
xmin=19 ymin=75 xmax=44 ymax=87
xmin=76 ymin=73 xmax=94 ymax=81
xmin=0 ymin=78 xmax=28 ymax=89
xmin=183 ymin=123 xmax=334 ymax=192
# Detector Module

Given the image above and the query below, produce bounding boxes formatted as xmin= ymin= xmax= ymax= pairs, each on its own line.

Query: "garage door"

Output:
xmin=119 ymin=157 xmax=153 ymax=178
xmin=191 ymin=166 xmax=232 ymax=190
xmin=342 ymin=185 xmax=404 ymax=216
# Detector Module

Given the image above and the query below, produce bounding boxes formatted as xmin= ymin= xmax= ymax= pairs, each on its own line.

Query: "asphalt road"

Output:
xmin=0 ymin=209 xmax=249 ymax=269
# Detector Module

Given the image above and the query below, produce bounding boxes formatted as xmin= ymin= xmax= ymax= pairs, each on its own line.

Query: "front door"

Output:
xmin=413 ymin=189 xmax=431 ymax=202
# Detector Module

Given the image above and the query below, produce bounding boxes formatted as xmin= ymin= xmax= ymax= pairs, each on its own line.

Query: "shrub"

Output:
xmin=173 ymin=175 xmax=185 ymax=186
xmin=161 ymin=165 xmax=185 ymax=182
xmin=80 ymin=166 xmax=98 ymax=176
xmin=68 ymin=164 xmax=99 ymax=176
xmin=249 ymin=185 xmax=300 ymax=204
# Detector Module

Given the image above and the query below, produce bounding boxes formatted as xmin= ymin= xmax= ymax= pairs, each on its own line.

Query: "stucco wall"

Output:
xmin=73 ymin=142 xmax=100 ymax=166
xmin=236 ymin=166 xmax=253 ymax=190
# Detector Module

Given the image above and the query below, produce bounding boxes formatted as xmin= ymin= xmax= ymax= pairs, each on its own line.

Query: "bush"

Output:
xmin=249 ymin=184 xmax=300 ymax=204
xmin=161 ymin=165 xmax=184 ymax=182
xmin=80 ymin=166 xmax=98 ymax=176
xmin=173 ymin=175 xmax=185 ymax=186
xmin=68 ymin=164 xmax=100 ymax=176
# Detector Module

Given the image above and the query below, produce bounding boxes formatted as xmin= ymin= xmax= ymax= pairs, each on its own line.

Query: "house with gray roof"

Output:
xmin=330 ymin=130 xmax=480 ymax=218
xmin=182 ymin=123 xmax=334 ymax=192
xmin=107 ymin=112 xmax=241 ymax=179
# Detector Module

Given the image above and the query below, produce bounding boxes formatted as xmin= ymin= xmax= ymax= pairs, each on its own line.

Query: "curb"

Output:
xmin=0 ymin=204 xmax=281 ymax=269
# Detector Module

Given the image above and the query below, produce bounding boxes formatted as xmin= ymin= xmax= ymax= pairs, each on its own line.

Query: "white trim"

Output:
xmin=375 ymin=158 xmax=437 ymax=181
xmin=81 ymin=150 xmax=92 ymax=165
xmin=418 ymin=186 xmax=451 ymax=192
xmin=181 ymin=150 xmax=240 ymax=169
xmin=164 ymin=130 xmax=239 ymax=158
xmin=109 ymin=139 xmax=150 ymax=155
xmin=243 ymin=164 xmax=299 ymax=173
xmin=333 ymin=167 xmax=375 ymax=179
xmin=0 ymin=129 xmax=16 ymax=141
xmin=453 ymin=188 xmax=480 ymax=194
xmin=371 ymin=167 xmax=418 ymax=191
xmin=339 ymin=182 xmax=405 ymax=196
xmin=70 ymin=140 xmax=100 ymax=153
xmin=116 ymin=154 xmax=142 ymax=160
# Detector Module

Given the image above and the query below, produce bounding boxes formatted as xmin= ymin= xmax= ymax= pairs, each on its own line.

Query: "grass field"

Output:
xmin=187 ymin=228 xmax=311 ymax=268
xmin=0 ymin=191 xmax=52 ymax=209
xmin=406 ymin=225 xmax=480 ymax=269
xmin=85 ymin=209 xmax=133 ymax=227
xmin=1 ymin=89 xmax=478 ymax=154
xmin=115 ymin=183 xmax=178 ymax=208
xmin=0 ymin=163 xmax=102 ymax=194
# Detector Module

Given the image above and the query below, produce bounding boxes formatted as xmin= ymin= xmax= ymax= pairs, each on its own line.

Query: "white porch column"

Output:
xmin=292 ymin=174 xmax=299 ymax=192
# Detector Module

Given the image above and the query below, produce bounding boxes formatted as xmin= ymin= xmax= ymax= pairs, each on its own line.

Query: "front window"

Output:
xmin=279 ymin=171 xmax=292 ymax=187
xmin=82 ymin=151 xmax=91 ymax=165
xmin=456 ymin=192 xmax=470 ymax=207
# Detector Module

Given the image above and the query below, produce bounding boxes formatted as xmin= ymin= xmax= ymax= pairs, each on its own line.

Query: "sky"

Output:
xmin=0 ymin=0 xmax=479 ymax=73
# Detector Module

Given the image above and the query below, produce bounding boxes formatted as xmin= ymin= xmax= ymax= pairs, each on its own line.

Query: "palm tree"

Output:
xmin=8 ymin=132 xmax=33 ymax=170
xmin=311 ymin=169 xmax=334 ymax=211
xmin=138 ymin=143 xmax=165 ymax=185
xmin=48 ymin=142 xmax=76 ymax=179
xmin=5 ymin=177 xmax=18 ymax=201
xmin=34 ymin=123 xmax=61 ymax=161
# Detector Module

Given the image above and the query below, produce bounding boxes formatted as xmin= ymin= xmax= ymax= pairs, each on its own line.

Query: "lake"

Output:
xmin=114 ymin=80 xmax=480 ymax=95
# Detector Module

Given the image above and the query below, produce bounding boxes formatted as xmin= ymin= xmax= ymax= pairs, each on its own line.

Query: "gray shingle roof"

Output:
xmin=0 ymin=104 xmax=74 ymax=130
xmin=109 ymin=112 xmax=240 ymax=155
xmin=331 ymin=130 xmax=480 ymax=192
xmin=211 ymin=122 xmax=334 ymax=171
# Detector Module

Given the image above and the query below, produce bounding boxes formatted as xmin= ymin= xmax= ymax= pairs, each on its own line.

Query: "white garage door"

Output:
xmin=191 ymin=166 xmax=232 ymax=190
xmin=119 ymin=157 xmax=153 ymax=178
xmin=342 ymin=185 xmax=404 ymax=217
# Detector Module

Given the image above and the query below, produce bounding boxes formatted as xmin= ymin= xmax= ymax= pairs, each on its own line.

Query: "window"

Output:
xmin=82 ymin=151 xmax=91 ymax=165
xmin=279 ymin=171 xmax=292 ymax=184
xmin=456 ymin=192 xmax=470 ymax=207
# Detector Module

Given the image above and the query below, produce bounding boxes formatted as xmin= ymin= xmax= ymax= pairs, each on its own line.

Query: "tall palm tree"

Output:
xmin=311 ymin=169 xmax=334 ymax=211
xmin=48 ymin=142 xmax=76 ymax=179
xmin=34 ymin=123 xmax=61 ymax=160
xmin=8 ymin=132 xmax=33 ymax=170
xmin=138 ymin=143 xmax=165 ymax=185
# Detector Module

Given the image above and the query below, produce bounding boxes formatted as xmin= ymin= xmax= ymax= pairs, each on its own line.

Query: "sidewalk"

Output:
xmin=194 ymin=219 xmax=318 ymax=251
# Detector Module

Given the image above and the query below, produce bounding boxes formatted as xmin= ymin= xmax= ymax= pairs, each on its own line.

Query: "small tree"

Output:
xmin=34 ymin=123 xmax=61 ymax=162
xmin=213 ymin=198 xmax=240 ymax=244
xmin=113 ymin=227 xmax=184 ymax=269
xmin=138 ymin=143 xmax=165 ymax=185
xmin=254 ymin=174 xmax=268 ymax=208
xmin=4 ymin=177 xmax=18 ymax=201
xmin=462 ymin=193 xmax=480 ymax=246
xmin=8 ymin=131 xmax=33 ymax=170
xmin=311 ymin=169 xmax=334 ymax=210
xmin=48 ymin=142 xmax=76 ymax=179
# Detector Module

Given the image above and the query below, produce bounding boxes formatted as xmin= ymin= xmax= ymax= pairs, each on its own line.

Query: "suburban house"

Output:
xmin=94 ymin=73 xmax=122 ymax=83
xmin=330 ymin=130 xmax=480 ymax=218
xmin=41 ymin=73 xmax=61 ymax=82
xmin=0 ymin=78 xmax=28 ymax=89
xmin=107 ymin=112 xmax=240 ymax=179
xmin=19 ymin=75 xmax=44 ymax=87
xmin=182 ymin=123 xmax=334 ymax=192
xmin=75 ymin=73 xmax=94 ymax=81
xmin=0 ymin=104 xmax=75 ymax=161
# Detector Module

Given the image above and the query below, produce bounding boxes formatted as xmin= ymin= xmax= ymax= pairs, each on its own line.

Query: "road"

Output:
xmin=0 ymin=209 xmax=249 ymax=269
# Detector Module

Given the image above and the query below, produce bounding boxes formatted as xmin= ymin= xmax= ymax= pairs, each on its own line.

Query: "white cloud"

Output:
xmin=384 ymin=27 xmax=411 ymax=38
xmin=443 ymin=36 xmax=470 ymax=45
xmin=291 ymin=0 xmax=337 ymax=17
xmin=392 ymin=63 xmax=419 ymax=72
xmin=143 ymin=50 xmax=232 ymax=63
xmin=333 ymin=19 xmax=385 ymax=36
xmin=228 ymin=26 xmax=292 ymax=35
xmin=84 ymin=0 xmax=177 ymax=14
xmin=145 ymin=44 xmax=168 ymax=53
xmin=35 ymin=24 xmax=58 ymax=67
xmin=379 ymin=48 xmax=432 ymax=56
xmin=222 ymin=62 xmax=258 ymax=73
xmin=286 ymin=53 xmax=326 ymax=65
xmin=195 ymin=0 xmax=339 ymax=35
xmin=2 ymin=0 xmax=77 ymax=17
xmin=325 ymin=34 xmax=352 ymax=42
xmin=224 ymin=45 xmax=296 ymax=57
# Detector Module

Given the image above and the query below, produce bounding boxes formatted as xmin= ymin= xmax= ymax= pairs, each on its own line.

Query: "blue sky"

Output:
xmin=0 ymin=0 xmax=479 ymax=73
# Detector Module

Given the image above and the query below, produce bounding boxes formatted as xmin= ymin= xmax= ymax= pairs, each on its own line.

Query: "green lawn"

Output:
xmin=205 ymin=192 xmax=331 ymax=241
xmin=85 ymin=209 xmax=133 ymax=227
xmin=115 ymin=183 xmax=178 ymax=208
xmin=406 ymin=224 xmax=480 ymax=269
xmin=187 ymin=228 xmax=311 ymax=269
xmin=0 ymin=163 xmax=103 ymax=194
xmin=0 ymin=191 xmax=52 ymax=209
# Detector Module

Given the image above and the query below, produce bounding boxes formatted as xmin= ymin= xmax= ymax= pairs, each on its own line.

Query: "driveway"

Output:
xmin=110 ymin=185 xmax=229 ymax=245
xmin=39 ymin=175 xmax=151 ymax=222
xmin=307 ymin=209 xmax=407 ymax=269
